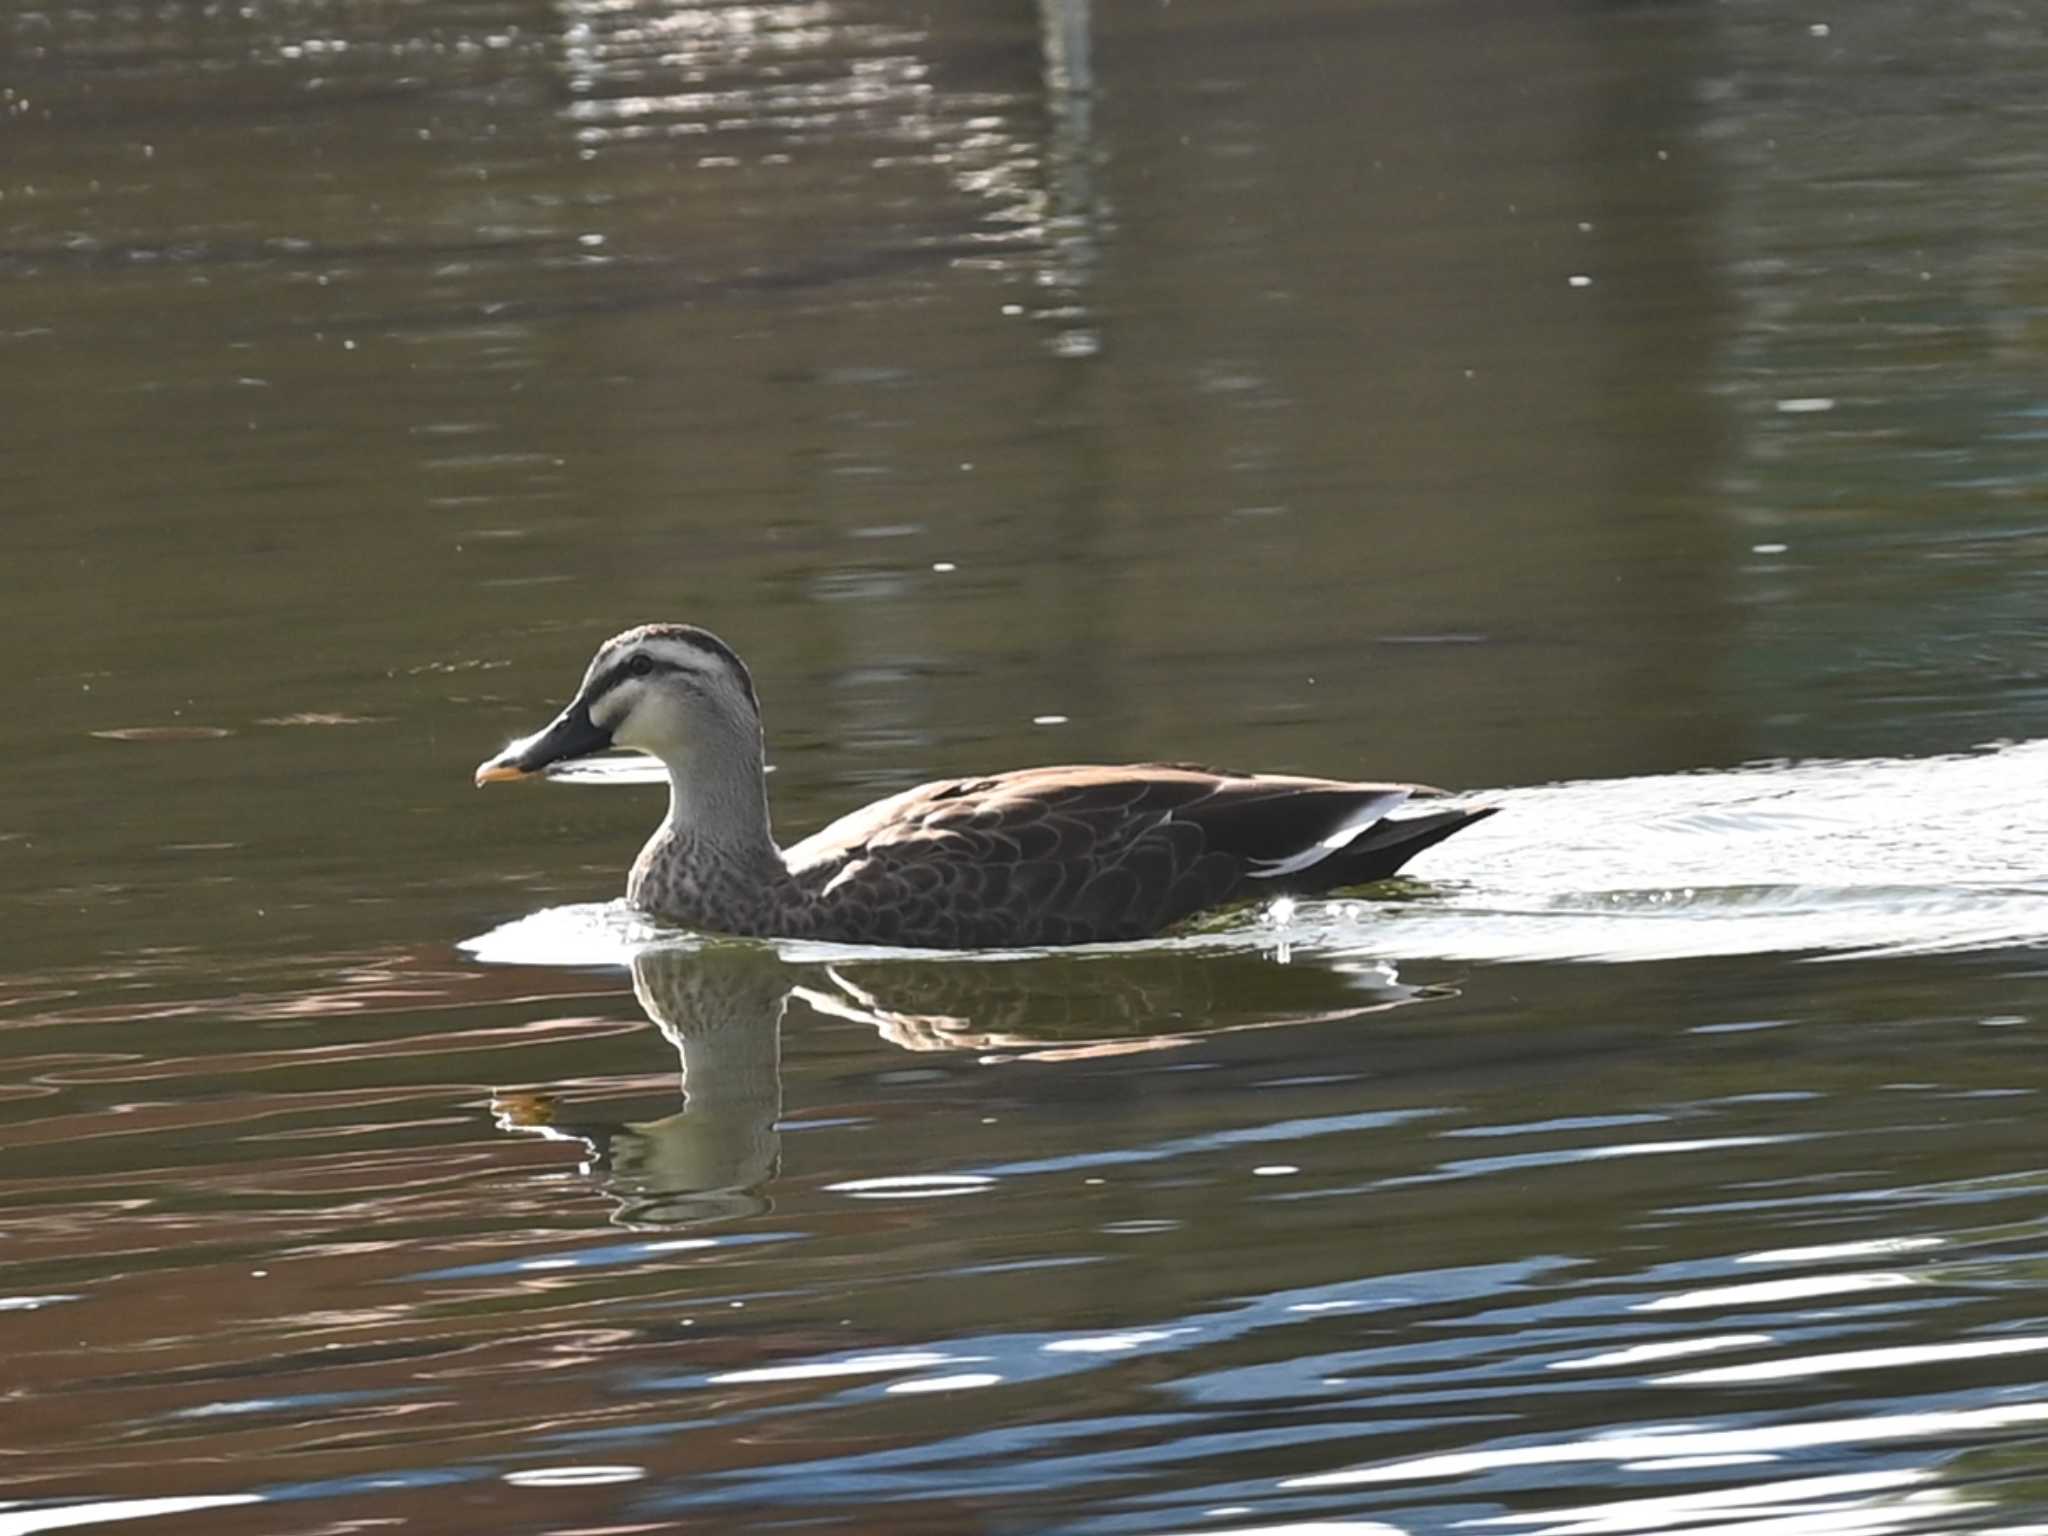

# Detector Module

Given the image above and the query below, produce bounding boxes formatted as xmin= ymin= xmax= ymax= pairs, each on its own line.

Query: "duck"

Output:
xmin=473 ymin=624 xmax=1496 ymax=950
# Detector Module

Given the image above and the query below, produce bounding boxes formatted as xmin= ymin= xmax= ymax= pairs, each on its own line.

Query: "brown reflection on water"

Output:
xmin=1 ymin=933 xmax=2045 ymax=1530
xmin=0 ymin=937 xmax=1443 ymax=1497
xmin=7 ymin=0 xmax=2048 ymax=1528
xmin=492 ymin=941 xmax=1439 ymax=1224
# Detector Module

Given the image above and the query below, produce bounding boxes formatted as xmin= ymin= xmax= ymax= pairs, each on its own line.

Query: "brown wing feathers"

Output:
xmin=794 ymin=766 xmax=1490 ymax=946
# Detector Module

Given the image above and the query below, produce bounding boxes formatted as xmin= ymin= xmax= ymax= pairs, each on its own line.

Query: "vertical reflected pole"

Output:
xmin=1032 ymin=0 xmax=1121 ymax=751
xmin=1038 ymin=0 xmax=1101 ymax=358
xmin=1042 ymin=0 xmax=1092 ymax=108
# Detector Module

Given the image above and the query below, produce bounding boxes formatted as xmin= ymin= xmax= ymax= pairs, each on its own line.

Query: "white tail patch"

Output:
xmin=1246 ymin=791 xmax=1411 ymax=879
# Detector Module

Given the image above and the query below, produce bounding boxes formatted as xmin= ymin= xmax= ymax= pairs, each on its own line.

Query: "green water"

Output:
xmin=4 ymin=0 xmax=2048 ymax=1531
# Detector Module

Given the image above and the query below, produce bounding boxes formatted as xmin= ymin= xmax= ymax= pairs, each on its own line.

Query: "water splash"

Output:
xmin=1334 ymin=737 xmax=2048 ymax=963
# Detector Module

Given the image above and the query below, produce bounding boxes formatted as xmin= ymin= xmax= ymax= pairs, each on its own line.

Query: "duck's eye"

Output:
xmin=627 ymin=655 xmax=655 ymax=678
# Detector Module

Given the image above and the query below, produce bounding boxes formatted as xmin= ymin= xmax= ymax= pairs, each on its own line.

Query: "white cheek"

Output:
xmin=591 ymin=688 xmax=637 ymax=737
xmin=608 ymin=686 xmax=692 ymax=752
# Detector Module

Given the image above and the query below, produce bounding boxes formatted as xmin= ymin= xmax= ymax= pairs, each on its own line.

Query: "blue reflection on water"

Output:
xmin=404 ymin=1229 xmax=801 ymax=1281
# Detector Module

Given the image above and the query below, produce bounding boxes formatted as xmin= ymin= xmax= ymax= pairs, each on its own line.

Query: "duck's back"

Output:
xmin=779 ymin=764 xmax=1492 ymax=949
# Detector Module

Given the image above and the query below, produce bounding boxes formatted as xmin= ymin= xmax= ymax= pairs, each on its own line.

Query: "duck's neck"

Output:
xmin=627 ymin=721 xmax=792 ymax=931
xmin=656 ymin=720 xmax=783 ymax=869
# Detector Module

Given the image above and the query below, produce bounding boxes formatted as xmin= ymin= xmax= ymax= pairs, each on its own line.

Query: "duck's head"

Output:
xmin=474 ymin=624 xmax=761 ymax=785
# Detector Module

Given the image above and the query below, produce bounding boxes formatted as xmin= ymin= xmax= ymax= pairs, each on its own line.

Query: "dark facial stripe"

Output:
xmin=584 ymin=629 xmax=760 ymax=714
xmin=585 ymin=656 xmax=669 ymax=705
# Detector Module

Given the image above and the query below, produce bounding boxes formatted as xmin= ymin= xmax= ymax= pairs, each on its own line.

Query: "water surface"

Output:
xmin=5 ymin=0 xmax=2048 ymax=1532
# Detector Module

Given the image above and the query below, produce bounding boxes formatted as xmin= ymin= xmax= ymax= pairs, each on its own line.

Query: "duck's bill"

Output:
xmin=474 ymin=703 xmax=612 ymax=786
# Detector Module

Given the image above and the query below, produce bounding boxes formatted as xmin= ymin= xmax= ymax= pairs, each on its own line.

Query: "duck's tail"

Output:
xmin=1313 ymin=803 xmax=1498 ymax=889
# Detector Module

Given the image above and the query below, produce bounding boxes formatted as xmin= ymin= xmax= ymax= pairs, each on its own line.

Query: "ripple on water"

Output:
xmin=7 ymin=916 xmax=2047 ymax=1535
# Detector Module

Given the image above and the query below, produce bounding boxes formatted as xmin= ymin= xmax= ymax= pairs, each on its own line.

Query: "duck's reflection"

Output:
xmin=494 ymin=942 xmax=1444 ymax=1226
xmin=495 ymin=944 xmax=789 ymax=1225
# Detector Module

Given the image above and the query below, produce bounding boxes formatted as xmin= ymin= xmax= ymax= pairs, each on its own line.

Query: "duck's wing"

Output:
xmin=783 ymin=765 xmax=1493 ymax=948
